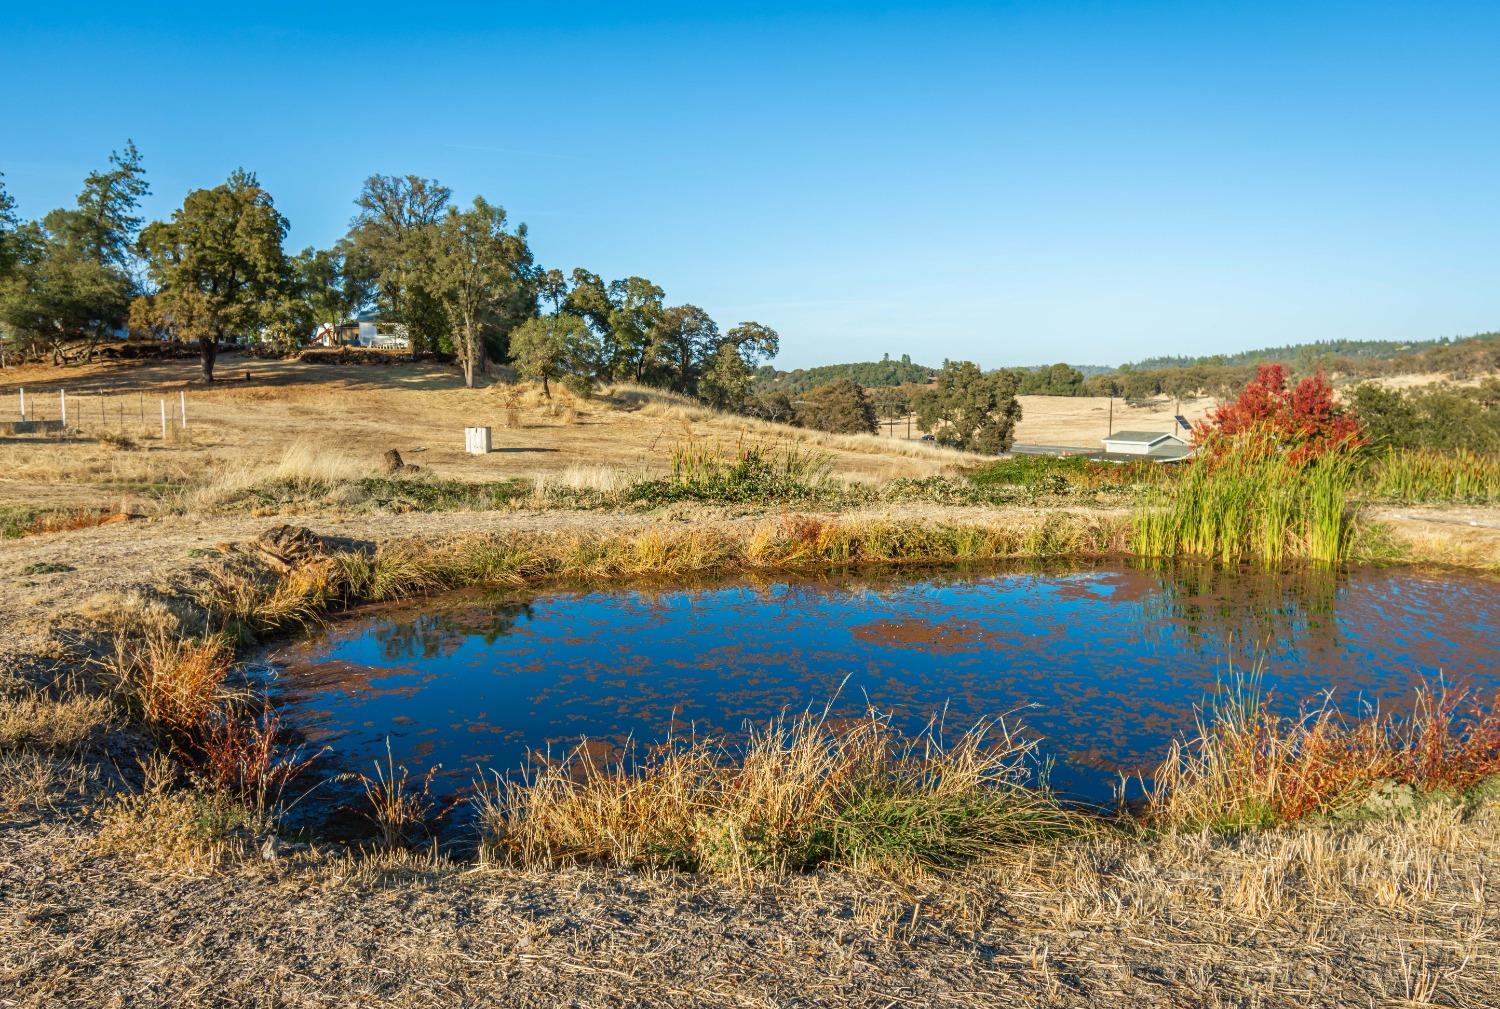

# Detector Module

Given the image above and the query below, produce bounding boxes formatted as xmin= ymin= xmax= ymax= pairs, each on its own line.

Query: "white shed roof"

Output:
xmin=1103 ymin=430 xmax=1180 ymax=445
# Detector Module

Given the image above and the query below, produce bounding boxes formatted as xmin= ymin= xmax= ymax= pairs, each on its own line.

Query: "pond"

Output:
xmin=267 ymin=563 xmax=1500 ymax=828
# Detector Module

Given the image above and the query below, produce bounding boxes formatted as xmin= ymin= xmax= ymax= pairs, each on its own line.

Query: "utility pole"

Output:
xmin=1108 ymin=394 xmax=1114 ymax=437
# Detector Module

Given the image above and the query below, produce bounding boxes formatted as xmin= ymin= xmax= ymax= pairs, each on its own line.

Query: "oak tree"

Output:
xmin=912 ymin=360 xmax=1022 ymax=453
xmin=509 ymin=312 xmax=600 ymax=398
xmin=136 ymin=169 xmax=289 ymax=381
xmin=431 ymin=197 xmax=534 ymax=388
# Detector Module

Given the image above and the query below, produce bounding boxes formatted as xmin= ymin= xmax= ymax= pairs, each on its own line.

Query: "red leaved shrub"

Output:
xmin=1195 ymin=365 xmax=1364 ymax=463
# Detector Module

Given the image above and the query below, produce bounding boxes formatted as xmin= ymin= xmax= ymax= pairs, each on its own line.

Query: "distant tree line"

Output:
xmin=0 ymin=146 xmax=780 ymax=401
xmin=746 ymin=360 xmax=1022 ymax=453
xmin=1127 ymin=337 xmax=1459 ymax=372
xmin=752 ymin=333 xmax=1500 ymax=407
xmin=754 ymin=354 xmax=935 ymax=395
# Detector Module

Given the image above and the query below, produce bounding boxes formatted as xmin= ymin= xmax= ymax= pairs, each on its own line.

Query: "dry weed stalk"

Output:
xmin=347 ymin=739 xmax=447 ymax=849
xmin=110 ymin=631 xmax=234 ymax=736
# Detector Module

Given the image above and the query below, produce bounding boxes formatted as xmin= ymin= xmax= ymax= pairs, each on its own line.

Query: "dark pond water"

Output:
xmin=267 ymin=563 xmax=1500 ymax=822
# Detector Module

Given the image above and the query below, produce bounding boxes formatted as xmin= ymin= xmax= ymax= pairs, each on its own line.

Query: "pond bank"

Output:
xmin=3 ymin=503 xmax=1499 ymax=1005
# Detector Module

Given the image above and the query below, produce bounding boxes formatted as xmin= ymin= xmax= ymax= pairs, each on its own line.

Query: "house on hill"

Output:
xmin=312 ymin=312 xmax=410 ymax=350
xmin=1101 ymin=430 xmax=1193 ymax=461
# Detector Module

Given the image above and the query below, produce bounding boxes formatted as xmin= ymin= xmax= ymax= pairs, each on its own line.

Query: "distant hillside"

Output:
xmin=752 ymin=332 xmax=1499 ymax=402
xmin=1126 ymin=337 xmax=1460 ymax=372
xmin=754 ymin=356 xmax=936 ymax=395
xmin=1090 ymin=331 xmax=1500 ymax=401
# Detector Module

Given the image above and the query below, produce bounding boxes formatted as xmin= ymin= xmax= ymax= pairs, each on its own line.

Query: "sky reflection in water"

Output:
xmin=272 ymin=564 xmax=1500 ymax=808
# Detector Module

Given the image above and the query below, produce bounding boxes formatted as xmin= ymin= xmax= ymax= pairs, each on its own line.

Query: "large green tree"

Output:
xmin=509 ymin=312 xmax=601 ymax=398
xmin=699 ymin=321 xmax=780 ymax=411
xmin=58 ymin=141 xmax=150 ymax=272
xmin=136 ymin=169 xmax=289 ymax=381
xmin=912 ymin=360 xmax=1022 ymax=453
xmin=347 ymin=174 xmax=451 ymax=356
xmin=1016 ymin=362 xmax=1085 ymax=396
xmin=430 ymin=196 xmax=535 ymax=388
xmin=646 ymin=304 xmax=719 ymax=392
xmin=0 ymin=144 xmax=148 ymax=364
xmin=564 ymin=271 xmax=665 ymax=381
xmin=294 ymin=242 xmax=376 ymax=339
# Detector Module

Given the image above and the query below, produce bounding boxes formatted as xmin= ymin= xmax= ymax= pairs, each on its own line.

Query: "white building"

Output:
xmin=312 ymin=312 xmax=410 ymax=350
xmin=1101 ymin=430 xmax=1192 ymax=460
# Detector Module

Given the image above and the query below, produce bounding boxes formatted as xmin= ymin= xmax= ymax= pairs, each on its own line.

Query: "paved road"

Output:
xmin=1007 ymin=443 xmax=1101 ymax=457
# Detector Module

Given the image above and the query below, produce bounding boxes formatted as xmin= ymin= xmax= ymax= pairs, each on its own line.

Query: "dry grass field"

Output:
xmin=0 ymin=354 xmax=986 ymax=513
xmin=3 ymin=352 xmax=1499 ymax=1007
xmin=0 ymin=353 xmax=1463 ymax=515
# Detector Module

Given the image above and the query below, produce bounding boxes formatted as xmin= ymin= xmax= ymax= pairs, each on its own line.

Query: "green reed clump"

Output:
xmin=1363 ymin=447 xmax=1500 ymax=503
xmin=1131 ymin=445 xmax=1356 ymax=566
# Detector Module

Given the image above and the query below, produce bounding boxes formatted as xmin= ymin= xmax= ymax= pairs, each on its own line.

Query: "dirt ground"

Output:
xmin=4 ymin=797 xmax=1497 ymax=1008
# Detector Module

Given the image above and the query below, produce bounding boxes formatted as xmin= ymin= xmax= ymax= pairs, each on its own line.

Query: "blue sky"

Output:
xmin=3 ymin=1 xmax=1497 ymax=369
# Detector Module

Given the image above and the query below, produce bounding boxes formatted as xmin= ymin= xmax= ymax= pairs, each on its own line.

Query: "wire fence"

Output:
xmin=5 ymin=384 xmax=198 ymax=440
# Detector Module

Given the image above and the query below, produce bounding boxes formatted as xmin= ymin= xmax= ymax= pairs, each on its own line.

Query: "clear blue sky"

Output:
xmin=3 ymin=1 xmax=1497 ymax=369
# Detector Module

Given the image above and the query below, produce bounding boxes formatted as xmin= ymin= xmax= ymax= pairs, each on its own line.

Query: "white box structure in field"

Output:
xmin=464 ymin=426 xmax=492 ymax=455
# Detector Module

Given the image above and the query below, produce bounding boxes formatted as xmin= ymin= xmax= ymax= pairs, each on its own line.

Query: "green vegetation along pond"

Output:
xmin=270 ymin=563 xmax=1500 ymax=829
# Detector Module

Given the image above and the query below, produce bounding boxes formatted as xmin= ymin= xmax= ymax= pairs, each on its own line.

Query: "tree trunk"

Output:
xmin=200 ymin=338 xmax=218 ymax=382
xmin=541 ymin=374 xmax=551 ymax=399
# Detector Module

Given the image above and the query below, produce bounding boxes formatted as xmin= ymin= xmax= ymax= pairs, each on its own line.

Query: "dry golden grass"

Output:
xmin=0 ymin=690 xmax=114 ymax=751
xmin=625 ymin=382 xmax=983 ymax=465
xmin=0 ymin=358 xmax=980 ymax=516
xmin=479 ymin=709 xmax=1081 ymax=877
xmin=108 ymin=631 xmax=234 ymax=735
xmin=1148 ymin=673 xmax=1500 ymax=830
xmin=90 ymin=754 xmax=269 ymax=872
xmin=175 ymin=513 xmax=1133 ymax=642
xmin=0 ymin=748 xmax=97 ymax=823
xmin=182 ymin=438 xmax=373 ymax=511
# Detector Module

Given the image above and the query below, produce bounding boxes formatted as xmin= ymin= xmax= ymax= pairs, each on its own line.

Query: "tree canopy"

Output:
xmin=348 ymin=174 xmax=452 ymax=356
xmin=796 ymin=378 xmax=877 ymax=435
xmin=136 ymin=168 xmax=289 ymax=381
xmin=755 ymin=355 xmax=934 ymax=395
xmin=430 ymin=197 xmax=535 ymax=388
xmin=0 ymin=143 xmax=148 ymax=364
xmin=912 ymin=361 xmax=1022 ymax=453
xmin=509 ymin=312 xmax=600 ymax=398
